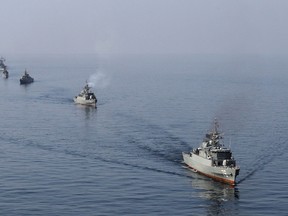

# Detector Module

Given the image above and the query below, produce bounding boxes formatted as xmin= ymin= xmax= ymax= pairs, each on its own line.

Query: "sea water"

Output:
xmin=0 ymin=54 xmax=287 ymax=215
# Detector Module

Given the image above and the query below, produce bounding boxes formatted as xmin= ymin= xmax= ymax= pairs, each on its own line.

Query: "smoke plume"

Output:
xmin=88 ymin=72 xmax=110 ymax=89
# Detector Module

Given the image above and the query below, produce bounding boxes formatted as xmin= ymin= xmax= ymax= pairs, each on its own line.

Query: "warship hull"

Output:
xmin=74 ymin=96 xmax=96 ymax=106
xmin=182 ymin=152 xmax=239 ymax=185
xmin=20 ymin=78 xmax=34 ymax=84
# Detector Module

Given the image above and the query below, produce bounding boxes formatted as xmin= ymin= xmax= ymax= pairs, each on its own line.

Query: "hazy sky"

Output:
xmin=1 ymin=0 xmax=288 ymax=55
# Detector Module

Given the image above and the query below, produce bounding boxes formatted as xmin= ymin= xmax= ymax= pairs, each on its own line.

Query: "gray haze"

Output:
xmin=1 ymin=0 xmax=288 ymax=55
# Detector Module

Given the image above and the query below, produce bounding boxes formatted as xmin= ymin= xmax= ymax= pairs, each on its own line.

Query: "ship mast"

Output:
xmin=206 ymin=118 xmax=223 ymax=147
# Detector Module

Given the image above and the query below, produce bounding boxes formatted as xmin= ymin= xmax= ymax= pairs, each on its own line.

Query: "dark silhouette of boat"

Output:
xmin=20 ymin=70 xmax=34 ymax=84
xmin=0 ymin=57 xmax=9 ymax=79
xmin=2 ymin=69 xmax=8 ymax=78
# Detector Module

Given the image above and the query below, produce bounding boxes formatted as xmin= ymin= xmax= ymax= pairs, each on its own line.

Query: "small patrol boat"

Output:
xmin=0 ymin=57 xmax=7 ymax=70
xmin=2 ymin=69 xmax=9 ymax=78
xmin=20 ymin=70 xmax=34 ymax=84
xmin=74 ymin=82 xmax=97 ymax=107
xmin=182 ymin=119 xmax=240 ymax=185
xmin=0 ymin=57 xmax=8 ymax=78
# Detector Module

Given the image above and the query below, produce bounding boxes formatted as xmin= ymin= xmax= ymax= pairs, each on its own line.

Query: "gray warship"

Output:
xmin=182 ymin=119 xmax=240 ymax=185
xmin=0 ymin=57 xmax=9 ymax=78
xmin=2 ymin=69 xmax=9 ymax=78
xmin=20 ymin=70 xmax=34 ymax=84
xmin=0 ymin=57 xmax=6 ymax=69
xmin=74 ymin=82 xmax=97 ymax=107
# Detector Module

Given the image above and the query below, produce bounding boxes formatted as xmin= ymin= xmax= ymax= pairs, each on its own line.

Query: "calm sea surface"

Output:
xmin=0 ymin=54 xmax=288 ymax=215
